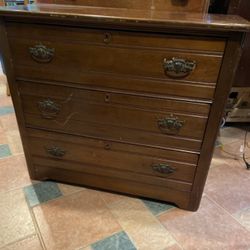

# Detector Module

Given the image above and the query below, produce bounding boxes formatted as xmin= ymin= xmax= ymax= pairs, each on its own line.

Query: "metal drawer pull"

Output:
xmin=158 ymin=114 xmax=185 ymax=135
xmin=29 ymin=44 xmax=55 ymax=63
xmin=38 ymin=99 xmax=61 ymax=119
xmin=46 ymin=146 xmax=66 ymax=157
xmin=152 ymin=163 xmax=175 ymax=174
xmin=163 ymin=57 xmax=196 ymax=78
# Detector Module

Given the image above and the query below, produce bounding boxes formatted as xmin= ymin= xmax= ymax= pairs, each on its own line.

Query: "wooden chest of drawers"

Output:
xmin=0 ymin=4 xmax=249 ymax=210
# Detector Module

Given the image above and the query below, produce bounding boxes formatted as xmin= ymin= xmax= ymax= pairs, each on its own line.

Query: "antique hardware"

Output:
xmin=163 ymin=57 xmax=196 ymax=78
xmin=152 ymin=163 xmax=175 ymax=174
xmin=46 ymin=146 xmax=66 ymax=157
xmin=29 ymin=44 xmax=55 ymax=63
xmin=38 ymin=99 xmax=61 ymax=119
xmin=104 ymin=93 xmax=111 ymax=103
xmin=158 ymin=114 xmax=185 ymax=135
xmin=104 ymin=143 xmax=111 ymax=150
xmin=104 ymin=33 xmax=112 ymax=44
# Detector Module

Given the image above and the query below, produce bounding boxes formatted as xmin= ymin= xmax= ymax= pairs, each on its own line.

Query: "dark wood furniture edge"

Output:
xmin=203 ymin=0 xmax=211 ymax=13
xmin=0 ymin=18 xmax=36 ymax=178
xmin=0 ymin=4 xmax=250 ymax=32
xmin=227 ymin=0 xmax=250 ymax=87
xmin=188 ymin=32 xmax=244 ymax=211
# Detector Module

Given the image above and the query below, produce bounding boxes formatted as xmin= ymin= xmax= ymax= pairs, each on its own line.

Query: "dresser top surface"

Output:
xmin=0 ymin=4 xmax=250 ymax=32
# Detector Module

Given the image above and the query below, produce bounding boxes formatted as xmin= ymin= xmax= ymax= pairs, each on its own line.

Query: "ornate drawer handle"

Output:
xmin=158 ymin=114 xmax=185 ymax=135
xmin=152 ymin=163 xmax=175 ymax=174
xmin=29 ymin=44 xmax=55 ymax=63
xmin=38 ymin=99 xmax=61 ymax=119
xmin=46 ymin=146 xmax=66 ymax=157
xmin=163 ymin=57 xmax=196 ymax=78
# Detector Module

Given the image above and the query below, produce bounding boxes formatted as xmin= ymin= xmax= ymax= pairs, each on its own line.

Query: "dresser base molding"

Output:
xmin=33 ymin=165 xmax=191 ymax=210
xmin=0 ymin=5 xmax=249 ymax=211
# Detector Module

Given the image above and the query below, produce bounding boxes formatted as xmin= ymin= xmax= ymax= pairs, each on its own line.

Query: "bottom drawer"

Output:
xmin=27 ymin=129 xmax=198 ymax=192
xmin=34 ymin=165 xmax=191 ymax=209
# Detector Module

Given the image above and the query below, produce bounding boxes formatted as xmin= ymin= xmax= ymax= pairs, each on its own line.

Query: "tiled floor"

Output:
xmin=0 ymin=75 xmax=250 ymax=250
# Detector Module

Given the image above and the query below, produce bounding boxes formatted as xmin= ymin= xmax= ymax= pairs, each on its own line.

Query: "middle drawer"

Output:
xmin=19 ymin=81 xmax=209 ymax=152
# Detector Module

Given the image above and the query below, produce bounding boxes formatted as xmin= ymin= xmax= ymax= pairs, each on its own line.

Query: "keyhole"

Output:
xmin=104 ymin=33 xmax=112 ymax=44
xmin=104 ymin=143 xmax=111 ymax=150
xmin=105 ymin=93 xmax=110 ymax=103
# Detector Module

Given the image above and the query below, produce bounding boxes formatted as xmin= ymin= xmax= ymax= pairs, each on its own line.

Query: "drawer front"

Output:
xmin=7 ymin=23 xmax=225 ymax=100
xmin=19 ymin=81 xmax=209 ymax=151
xmin=27 ymin=129 xmax=198 ymax=191
xmin=34 ymin=165 xmax=191 ymax=208
xmin=7 ymin=23 xmax=226 ymax=53
xmin=10 ymin=38 xmax=223 ymax=83
xmin=17 ymin=69 xmax=216 ymax=100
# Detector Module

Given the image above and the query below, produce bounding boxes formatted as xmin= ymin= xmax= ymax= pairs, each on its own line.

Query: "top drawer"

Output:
xmin=7 ymin=23 xmax=225 ymax=89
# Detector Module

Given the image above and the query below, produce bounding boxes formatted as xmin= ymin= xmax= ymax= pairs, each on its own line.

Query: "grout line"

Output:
xmin=88 ymin=230 xmax=125 ymax=248
xmin=0 ymin=233 xmax=37 ymax=250
xmin=144 ymin=204 xmax=184 ymax=250
xmin=26 ymin=196 xmax=47 ymax=250
xmin=98 ymin=194 xmax=139 ymax=249
xmin=0 ymin=184 xmax=32 ymax=196
xmin=27 ymin=183 xmax=88 ymax=208
xmin=101 ymin=194 xmax=182 ymax=250
xmin=74 ymin=191 xmax=124 ymax=249
xmin=155 ymin=216 xmax=185 ymax=250
xmin=58 ymin=184 xmax=87 ymax=198
xmin=26 ymin=191 xmax=64 ymax=208
xmin=204 ymin=194 xmax=250 ymax=233
xmin=150 ymin=207 xmax=185 ymax=250
xmin=0 ymin=181 xmax=88 ymax=210
xmin=0 ymin=154 xmax=17 ymax=161
xmin=155 ymin=206 xmax=176 ymax=216
xmin=231 ymin=209 xmax=250 ymax=233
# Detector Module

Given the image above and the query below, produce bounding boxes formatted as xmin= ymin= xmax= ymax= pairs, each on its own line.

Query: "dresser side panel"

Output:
xmin=189 ymin=32 xmax=244 ymax=211
xmin=0 ymin=18 xmax=36 ymax=178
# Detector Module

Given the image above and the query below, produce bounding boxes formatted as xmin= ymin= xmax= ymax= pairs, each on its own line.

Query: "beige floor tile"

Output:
xmin=210 ymin=155 xmax=228 ymax=168
xmin=204 ymin=163 xmax=250 ymax=214
xmin=0 ymin=78 xmax=7 ymax=96
xmin=218 ymin=127 xmax=246 ymax=145
xmin=0 ymin=87 xmax=4 ymax=95
xmin=0 ymin=95 xmax=13 ymax=107
xmin=0 ymin=114 xmax=18 ymax=132
xmin=163 ymin=244 xmax=183 ymax=250
xmin=0 ymin=74 xmax=7 ymax=83
xmin=99 ymin=190 xmax=128 ymax=205
xmin=78 ymin=246 xmax=92 ymax=250
xmin=2 ymin=235 xmax=43 ymax=250
xmin=213 ymin=140 xmax=250 ymax=173
xmin=159 ymin=196 xmax=250 ymax=250
xmin=108 ymin=197 xmax=176 ymax=250
xmin=6 ymin=130 xmax=23 ymax=155
xmin=213 ymin=140 xmax=244 ymax=161
xmin=224 ymin=158 xmax=250 ymax=172
xmin=233 ymin=207 xmax=250 ymax=232
xmin=0 ymin=189 xmax=36 ymax=248
xmin=58 ymin=183 xmax=85 ymax=196
xmin=33 ymin=190 xmax=121 ymax=250
xmin=0 ymin=154 xmax=31 ymax=193
xmin=0 ymin=123 xmax=7 ymax=144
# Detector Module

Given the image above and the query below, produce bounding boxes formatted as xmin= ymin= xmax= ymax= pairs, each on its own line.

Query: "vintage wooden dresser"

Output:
xmin=0 ymin=3 xmax=249 ymax=211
